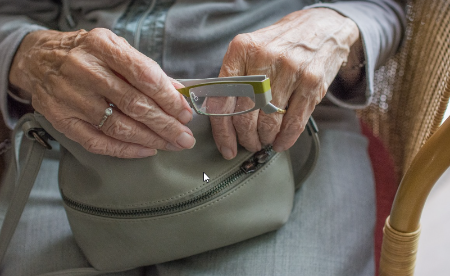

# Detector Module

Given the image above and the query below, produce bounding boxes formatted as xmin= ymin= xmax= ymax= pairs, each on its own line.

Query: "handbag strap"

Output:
xmin=296 ymin=117 xmax=320 ymax=189
xmin=0 ymin=114 xmax=105 ymax=276
xmin=0 ymin=114 xmax=49 ymax=263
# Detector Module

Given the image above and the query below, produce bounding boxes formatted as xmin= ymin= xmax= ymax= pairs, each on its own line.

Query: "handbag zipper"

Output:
xmin=62 ymin=146 xmax=276 ymax=219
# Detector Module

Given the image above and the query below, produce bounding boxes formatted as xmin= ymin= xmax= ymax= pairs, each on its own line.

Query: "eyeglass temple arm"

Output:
xmin=177 ymin=75 xmax=267 ymax=87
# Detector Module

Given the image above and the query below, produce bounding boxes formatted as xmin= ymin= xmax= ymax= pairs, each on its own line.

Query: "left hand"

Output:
xmin=210 ymin=8 xmax=361 ymax=159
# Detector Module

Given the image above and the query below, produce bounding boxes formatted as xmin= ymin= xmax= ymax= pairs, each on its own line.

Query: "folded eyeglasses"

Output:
xmin=176 ymin=75 xmax=286 ymax=116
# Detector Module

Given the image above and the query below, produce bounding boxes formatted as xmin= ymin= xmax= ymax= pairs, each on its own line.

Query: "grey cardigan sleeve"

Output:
xmin=305 ymin=0 xmax=406 ymax=109
xmin=0 ymin=1 xmax=60 ymax=128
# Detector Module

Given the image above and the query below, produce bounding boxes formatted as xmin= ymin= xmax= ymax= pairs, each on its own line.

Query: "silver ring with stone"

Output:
xmin=97 ymin=107 xmax=113 ymax=129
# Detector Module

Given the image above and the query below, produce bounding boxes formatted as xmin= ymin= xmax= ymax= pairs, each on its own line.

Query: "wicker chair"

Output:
xmin=357 ymin=0 xmax=450 ymax=275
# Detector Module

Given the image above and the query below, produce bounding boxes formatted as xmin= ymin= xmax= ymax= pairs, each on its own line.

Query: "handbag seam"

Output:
xmin=65 ymin=151 xmax=290 ymax=222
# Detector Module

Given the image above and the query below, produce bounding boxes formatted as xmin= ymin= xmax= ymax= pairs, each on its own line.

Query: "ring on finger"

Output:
xmin=276 ymin=104 xmax=288 ymax=114
xmin=276 ymin=108 xmax=286 ymax=114
xmin=96 ymin=106 xmax=113 ymax=129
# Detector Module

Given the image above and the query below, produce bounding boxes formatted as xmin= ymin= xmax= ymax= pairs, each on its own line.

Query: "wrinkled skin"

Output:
xmin=9 ymin=28 xmax=195 ymax=158
xmin=211 ymin=8 xmax=361 ymax=159
xmin=9 ymin=8 xmax=361 ymax=159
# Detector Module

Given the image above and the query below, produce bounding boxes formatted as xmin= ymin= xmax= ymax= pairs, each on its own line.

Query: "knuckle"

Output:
xmin=263 ymin=46 xmax=279 ymax=61
xmin=87 ymin=28 xmax=113 ymax=42
xmin=233 ymin=113 xmax=256 ymax=133
xmin=82 ymin=136 xmax=108 ymax=155
xmin=144 ymin=136 xmax=164 ymax=149
xmin=283 ymin=116 xmax=305 ymax=136
xmin=213 ymin=130 xmax=234 ymax=144
xmin=118 ymin=36 xmax=130 ymax=46
xmin=82 ymin=28 xmax=106 ymax=47
xmin=84 ymin=28 xmax=129 ymax=58
xmin=72 ymin=29 xmax=88 ymax=46
xmin=258 ymin=115 xmax=281 ymax=134
xmin=280 ymin=54 xmax=299 ymax=72
xmin=53 ymin=116 xmax=75 ymax=134
xmin=162 ymin=94 xmax=177 ymax=110
xmin=229 ymin=33 xmax=251 ymax=50
xmin=110 ymin=145 xmax=132 ymax=158
xmin=104 ymin=119 xmax=137 ymax=141
xmin=301 ymin=67 xmax=323 ymax=89
xmin=89 ymin=28 xmax=109 ymax=36
xmin=131 ymin=62 xmax=171 ymax=100
xmin=298 ymin=67 xmax=328 ymax=104
xmin=210 ymin=117 xmax=234 ymax=141
xmin=120 ymin=94 xmax=155 ymax=119
xmin=222 ymin=33 xmax=254 ymax=76
xmin=136 ymin=61 xmax=161 ymax=84
xmin=61 ymin=51 xmax=85 ymax=72
xmin=318 ymin=84 xmax=327 ymax=101
xmin=158 ymin=119 xmax=178 ymax=137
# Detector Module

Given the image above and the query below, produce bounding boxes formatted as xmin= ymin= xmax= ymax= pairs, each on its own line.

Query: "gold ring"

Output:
xmin=276 ymin=108 xmax=286 ymax=114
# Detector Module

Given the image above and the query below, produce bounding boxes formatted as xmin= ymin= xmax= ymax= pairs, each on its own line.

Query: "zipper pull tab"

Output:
xmin=254 ymin=148 xmax=270 ymax=164
xmin=241 ymin=160 xmax=257 ymax=174
xmin=240 ymin=146 xmax=273 ymax=173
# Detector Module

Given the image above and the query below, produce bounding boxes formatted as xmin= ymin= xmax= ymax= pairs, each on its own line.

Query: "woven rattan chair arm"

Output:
xmin=389 ymin=115 xmax=450 ymax=233
xmin=379 ymin=115 xmax=450 ymax=275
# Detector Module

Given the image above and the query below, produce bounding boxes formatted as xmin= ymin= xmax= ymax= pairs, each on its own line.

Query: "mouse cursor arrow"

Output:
xmin=203 ymin=172 xmax=210 ymax=183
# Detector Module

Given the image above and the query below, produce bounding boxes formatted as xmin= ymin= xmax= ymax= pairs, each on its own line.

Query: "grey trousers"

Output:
xmin=0 ymin=106 xmax=376 ymax=276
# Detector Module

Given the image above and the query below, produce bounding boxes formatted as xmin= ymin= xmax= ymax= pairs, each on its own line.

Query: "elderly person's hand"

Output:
xmin=211 ymin=8 xmax=361 ymax=159
xmin=9 ymin=28 xmax=195 ymax=158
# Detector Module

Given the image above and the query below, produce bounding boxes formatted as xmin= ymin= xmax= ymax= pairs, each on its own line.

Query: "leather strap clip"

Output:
xmin=29 ymin=130 xmax=52 ymax=150
xmin=22 ymin=120 xmax=53 ymax=150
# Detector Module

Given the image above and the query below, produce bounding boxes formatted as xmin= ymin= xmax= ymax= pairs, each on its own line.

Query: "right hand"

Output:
xmin=9 ymin=28 xmax=195 ymax=158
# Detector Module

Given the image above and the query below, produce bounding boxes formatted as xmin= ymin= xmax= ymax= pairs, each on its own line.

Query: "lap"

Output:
xmin=0 ymin=148 xmax=145 ymax=276
xmin=155 ymin=123 xmax=375 ymax=276
xmin=0 ymin=107 xmax=375 ymax=276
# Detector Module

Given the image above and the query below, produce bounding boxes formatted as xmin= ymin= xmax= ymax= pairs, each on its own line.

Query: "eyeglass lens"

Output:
xmin=189 ymin=83 xmax=256 ymax=115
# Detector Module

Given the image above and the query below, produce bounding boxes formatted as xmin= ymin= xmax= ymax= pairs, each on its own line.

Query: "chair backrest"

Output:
xmin=357 ymin=0 xmax=450 ymax=180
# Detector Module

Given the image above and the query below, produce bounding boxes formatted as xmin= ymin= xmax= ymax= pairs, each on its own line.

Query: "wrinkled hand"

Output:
xmin=9 ymin=28 xmax=195 ymax=158
xmin=211 ymin=8 xmax=360 ymax=159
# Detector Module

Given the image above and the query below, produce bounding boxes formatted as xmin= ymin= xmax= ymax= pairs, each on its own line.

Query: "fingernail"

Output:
xmin=176 ymin=132 xmax=196 ymax=149
xmin=273 ymin=144 xmax=284 ymax=152
xmin=220 ymin=146 xmax=235 ymax=160
xmin=166 ymin=143 xmax=183 ymax=151
xmin=138 ymin=148 xmax=157 ymax=157
xmin=178 ymin=109 xmax=193 ymax=125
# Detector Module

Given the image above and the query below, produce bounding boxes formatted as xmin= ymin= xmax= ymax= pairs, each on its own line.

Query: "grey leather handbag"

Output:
xmin=0 ymin=112 xmax=319 ymax=274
